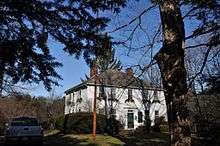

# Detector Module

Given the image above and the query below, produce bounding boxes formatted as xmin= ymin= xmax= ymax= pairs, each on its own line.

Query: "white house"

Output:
xmin=64 ymin=66 xmax=167 ymax=130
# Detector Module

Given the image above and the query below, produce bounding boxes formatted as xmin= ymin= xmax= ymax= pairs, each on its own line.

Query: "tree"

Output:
xmin=154 ymin=1 xmax=190 ymax=145
xmin=0 ymin=0 xmax=126 ymax=93
xmin=98 ymin=0 xmax=218 ymax=145
xmin=204 ymin=72 xmax=220 ymax=94
xmin=155 ymin=0 xmax=219 ymax=145
xmin=1 ymin=0 xmax=219 ymax=145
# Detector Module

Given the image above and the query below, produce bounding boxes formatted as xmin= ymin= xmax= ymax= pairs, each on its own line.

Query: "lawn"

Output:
xmin=44 ymin=130 xmax=169 ymax=146
xmin=44 ymin=131 xmax=125 ymax=146
xmin=0 ymin=130 xmax=169 ymax=146
xmin=119 ymin=132 xmax=169 ymax=146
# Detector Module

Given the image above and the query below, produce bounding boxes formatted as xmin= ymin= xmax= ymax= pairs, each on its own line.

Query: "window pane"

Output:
xmin=155 ymin=110 xmax=159 ymax=118
xmin=111 ymin=87 xmax=116 ymax=97
xmin=138 ymin=111 xmax=143 ymax=123
xmin=12 ymin=117 xmax=39 ymax=126
xmin=128 ymin=89 xmax=132 ymax=99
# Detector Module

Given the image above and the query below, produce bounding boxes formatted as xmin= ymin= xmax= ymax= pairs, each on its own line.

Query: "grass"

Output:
xmin=44 ymin=130 xmax=169 ymax=146
xmin=118 ymin=132 xmax=169 ymax=146
xmin=44 ymin=130 xmax=125 ymax=146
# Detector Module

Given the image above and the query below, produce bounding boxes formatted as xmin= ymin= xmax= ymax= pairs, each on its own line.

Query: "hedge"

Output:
xmin=55 ymin=112 xmax=122 ymax=135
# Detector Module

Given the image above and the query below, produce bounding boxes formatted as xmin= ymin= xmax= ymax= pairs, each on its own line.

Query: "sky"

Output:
xmin=20 ymin=0 xmax=200 ymax=97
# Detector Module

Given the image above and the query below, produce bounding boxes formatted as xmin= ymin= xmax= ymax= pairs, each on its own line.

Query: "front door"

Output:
xmin=127 ymin=112 xmax=134 ymax=129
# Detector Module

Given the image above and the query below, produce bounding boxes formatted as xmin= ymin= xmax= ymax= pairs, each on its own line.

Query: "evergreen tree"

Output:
xmin=0 ymin=0 xmax=126 ymax=92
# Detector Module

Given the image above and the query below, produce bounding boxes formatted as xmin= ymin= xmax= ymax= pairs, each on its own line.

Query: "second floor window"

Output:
xmin=111 ymin=87 xmax=116 ymax=98
xmin=153 ymin=90 xmax=160 ymax=103
xmin=125 ymin=89 xmax=134 ymax=102
xmin=128 ymin=89 xmax=132 ymax=99
xmin=99 ymin=86 xmax=105 ymax=98
xmin=153 ymin=90 xmax=158 ymax=98
xmin=143 ymin=90 xmax=150 ymax=103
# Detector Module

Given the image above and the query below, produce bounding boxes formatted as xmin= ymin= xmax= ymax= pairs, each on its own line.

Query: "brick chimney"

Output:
xmin=126 ymin=68 xmax=133 ymax=76
xmin=90 ymin=60 xmax=98 ymax=77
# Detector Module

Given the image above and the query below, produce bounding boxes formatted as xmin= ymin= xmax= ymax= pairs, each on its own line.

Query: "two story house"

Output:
xmin=64 ymin=65 xmax=167 ymax=130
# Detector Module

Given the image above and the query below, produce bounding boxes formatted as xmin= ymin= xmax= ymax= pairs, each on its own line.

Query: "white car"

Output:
xmin=4 ymin=117 xmax=43 ymax=145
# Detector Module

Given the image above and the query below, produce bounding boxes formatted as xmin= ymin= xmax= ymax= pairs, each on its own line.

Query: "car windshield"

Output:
xmin=11 ymin=117 xmax=39 ymax=126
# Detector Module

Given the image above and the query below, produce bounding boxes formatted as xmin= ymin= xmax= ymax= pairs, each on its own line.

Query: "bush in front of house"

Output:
xmin=153 ymin=116 xmax=168 ymax=132
xmin=54 ymin=115 xmax=65 ymax=130
xmin=55 ymin=112 xmax=122 ymax=135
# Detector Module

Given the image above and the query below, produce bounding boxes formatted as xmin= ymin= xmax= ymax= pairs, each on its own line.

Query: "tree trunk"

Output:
xmin=155 ymin=0 xmax=191 ymax=145
xmin=0 ymin=61 xmax=5 ymax=95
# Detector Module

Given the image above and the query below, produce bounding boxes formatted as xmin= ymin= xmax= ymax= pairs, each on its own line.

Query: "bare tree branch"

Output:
xmin=107 ymin=5 xmax=157 ymax=33
xmin=188 ymin=46 xmax=212 ymax=87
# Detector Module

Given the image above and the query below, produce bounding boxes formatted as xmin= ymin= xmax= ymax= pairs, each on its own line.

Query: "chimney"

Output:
xmin=90 ymin=60 xmax=98 ymax=77
xmin=126 ymin=68 xmax=133 ymax=76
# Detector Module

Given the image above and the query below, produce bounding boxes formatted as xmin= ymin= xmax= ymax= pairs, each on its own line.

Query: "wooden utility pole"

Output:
xmin=92 ymin=61 xmax=97 ymax=142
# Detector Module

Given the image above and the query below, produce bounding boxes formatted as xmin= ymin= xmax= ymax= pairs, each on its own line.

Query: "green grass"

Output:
xmin=44 ymin=131 xmax=125 ymax=146
xmin=119 ymin=132 xmax=169 ymax=146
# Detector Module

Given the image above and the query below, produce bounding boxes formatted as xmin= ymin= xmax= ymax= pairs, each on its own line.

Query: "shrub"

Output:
xmin=54 ymin=115 xmax=65 ymax=131
xmin=153 ymin=116 xmax=168 ymax=132
xmin=55 ymin=112 xmax=122 ymax=135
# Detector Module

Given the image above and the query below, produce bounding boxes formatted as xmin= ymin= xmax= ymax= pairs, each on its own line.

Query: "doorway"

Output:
xmin=127 ymin=112 xmax=134 ymax=129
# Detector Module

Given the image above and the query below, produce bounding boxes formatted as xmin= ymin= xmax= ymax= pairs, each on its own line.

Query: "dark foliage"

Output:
xmin=205 ymin=73 xmax=220 ymax=94
xmin=183 ymin=0 xmax=220 ymax=47
xmin=153 ymin=116 xmax=168 ymax=132
xmin=56 ymin=112 xmax=122 ymax=135
xmin=0 ymin=0 xmax=126 ymax=91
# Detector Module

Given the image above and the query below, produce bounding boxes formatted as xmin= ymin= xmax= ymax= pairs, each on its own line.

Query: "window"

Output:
xmin=125 ymin=89 xmax=134 ymax=102
xmin=99 ymin=108 xmax=105 ymax=115
xmin=111 ymin=87 xmax=116 ymax=98
xmin=67 ymin=101 xmax=75 ymax=106
xmin=109 ymin=87 xmax=118 ymax=102
xmin=155 ymin=110 xmax=159 ymax=118
xmin=110 ymin=108 xmax=116 ymax=115
xmin=145 ymin=110 xmax=150 ymax=116
xmin=99 ymin=86 xmax=105 ymax=98
xmin=143 ymin=90 xmax=149 ymax=103
xmin=128 ymin=89 xmax=132 ymax=99
xmin=153 ymin=91 xmax=160 ymax=103
xmin=12 ymin=117 xmax=39 ymax=126
xmin=138 ymin=111 xmax=143 ymax=123
xmin=145 ymin=110 xmax=150 ymax=120
xmin=77 ymin=90 xmax=82 ymax=99
xmin=153 ymin=90 xmax=158 ymax=98
xmin=143 ymin=90 xmax=148 ymax=98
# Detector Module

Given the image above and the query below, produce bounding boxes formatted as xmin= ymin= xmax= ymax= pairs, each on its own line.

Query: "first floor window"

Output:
xmin=155 ymin=110 xmax=159 ymax=118
xmin=138 ymin=111 xmax=143 ymax=123
xmin=110 ymin=108 xmax=116 ymax=115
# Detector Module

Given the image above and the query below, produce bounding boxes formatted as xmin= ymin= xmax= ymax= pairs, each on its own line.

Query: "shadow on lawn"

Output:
xmin=44 ymin=132 xmax=124 ymax=146
xmin=44 ymin=132 xmax=97 ymax=146
xmin=118 ymin=132 xmax=169 ymax=146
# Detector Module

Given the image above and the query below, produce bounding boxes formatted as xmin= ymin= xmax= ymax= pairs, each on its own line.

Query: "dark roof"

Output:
xmin=65 ymin=69 xmax=163 ymax=94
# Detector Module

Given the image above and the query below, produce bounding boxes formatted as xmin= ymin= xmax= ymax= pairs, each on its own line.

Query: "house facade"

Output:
xmin=64 ymin=67 xmax=167 ymax=130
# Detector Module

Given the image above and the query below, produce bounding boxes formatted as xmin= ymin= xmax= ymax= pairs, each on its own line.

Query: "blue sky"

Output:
xmin=23 ymin=0 xmax=200 ymax=97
